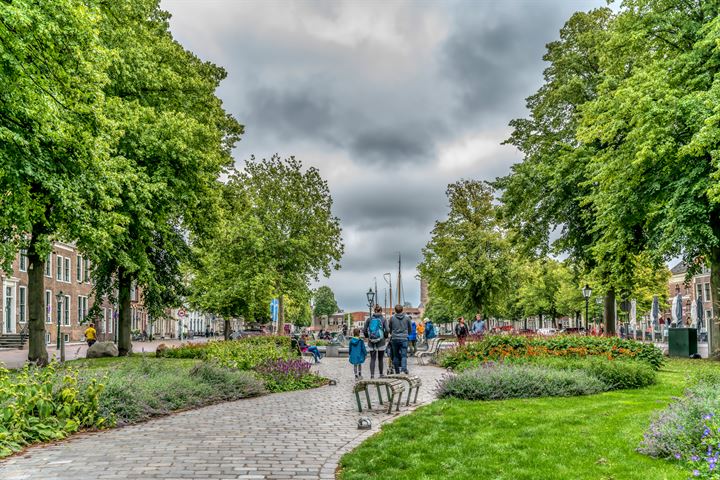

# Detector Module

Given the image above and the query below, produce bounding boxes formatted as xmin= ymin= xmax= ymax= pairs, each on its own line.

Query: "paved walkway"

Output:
xmin=0 ymin=356 xmax=445 ymax=480
xmin=0 ymin=338 xmax=210 ymax=369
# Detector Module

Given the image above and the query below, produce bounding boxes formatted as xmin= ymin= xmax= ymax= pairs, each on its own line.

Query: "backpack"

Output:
xmin=368 ymin=317 xmax=384 ymax=343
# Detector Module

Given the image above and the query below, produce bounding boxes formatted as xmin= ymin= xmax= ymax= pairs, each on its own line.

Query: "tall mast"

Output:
xmin=397 ymin=253 xmax=402 ymax=305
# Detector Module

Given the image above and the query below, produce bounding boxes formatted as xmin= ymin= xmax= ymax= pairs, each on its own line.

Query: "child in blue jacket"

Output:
xmin=348 ymin=328 xmax=367 ymax=379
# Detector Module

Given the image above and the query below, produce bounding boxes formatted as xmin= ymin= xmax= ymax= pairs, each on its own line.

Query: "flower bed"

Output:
xmin=438 ymin=334 xmax=663 ymax=370
xmin=255 ymin=358 xmax=328 ymax=393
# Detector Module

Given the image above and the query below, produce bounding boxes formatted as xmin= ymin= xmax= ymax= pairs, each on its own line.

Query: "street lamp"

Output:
xmin=582 ymin=284 xmax=592 ymax=333
xmin=366 ymin=287 xmax=375 ymax=318
xmin=55 ymin=290 xmax=63 ymax=349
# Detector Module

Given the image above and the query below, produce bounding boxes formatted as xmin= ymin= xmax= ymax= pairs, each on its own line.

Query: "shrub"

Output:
xmin=95 ymin=358 xmax=266 ymax=425
xmin=0 ymin=363 xmax=109 ymax=457
xmin=439 ymin=334 xmax=663 ymax=370
xmin=436 ymin=363 xmax=607 ymax=400
xmin=156 ymin=337 xmax=297 ymax=370
xmin=507 ymin=357 xmax=657 ymax=390
xmin=639 ymin=381 xmax=720 ymax=461
xmin=254 ymin=358 xmax=328 ymax=393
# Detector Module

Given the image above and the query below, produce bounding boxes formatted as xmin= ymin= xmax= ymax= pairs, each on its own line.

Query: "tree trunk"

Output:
xmin=278 ymin=294 xmax=285 ymax=335
xmin=709 ymin=246 xmax=720 ymax=358
xmin=224 ymin=317 xmax=230 ymax=340
xmin=538 ymin=312 xmax=543 ymax=329
xmin=604 ymin=287 xmax=616 ymax=336
xmin=27 ymin=232 xmax=48 ymax=365
xmin=117 ymin=267 xmax=132 ymax=356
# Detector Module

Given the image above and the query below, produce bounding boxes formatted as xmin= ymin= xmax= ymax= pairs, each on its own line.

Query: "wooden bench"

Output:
xmin=415 ymin=337 xmax=442 ymax=365
xmin=385 ymin=373 xmax=422 ymax=406
xmin=353 ymin=379 xmax=406 ymax=414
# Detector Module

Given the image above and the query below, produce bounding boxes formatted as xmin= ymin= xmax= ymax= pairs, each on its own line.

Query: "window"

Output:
xmin=45 ymin=253 xmax=52 ymax=277
xmin=108 ymin=308 xmax=113 ymax=333
xmin=705 ymin=283 xmax=712 ymax=303
xmin=130 ymin=282 xmax=137 ymax=302
xmin=63 ymin=295 xmax=70 ymax=326
xmin=63 ymin=333 xmax=69 ymax=343
xmin=56 ymin=255 xmax=62 ymax=280
xmin=696 ymin=284 xmax=703 ymax=300
xmin=77 ymin=256 xmax=82 ymax=282
xmin=63 ymin=257 xmax=70 ymax=283
xmin=45 ymin=332 xmax=51 ymax=345
xmin=77 ymin=296 xmax=88 ymax=323
xmin=83 ymin=258 xmax=90 ymax=282
xmin=706 ymin=310 xmax=713 ymax=322
xmin=19 ymin=249 xmax=27 ymax=272
xmin=102 ymin=308 xmax=107 ymax=333
xmin=45 ymin=290 xmax=52 ymax=323
xmin=18 ymin=287 xmax=26 ymax=323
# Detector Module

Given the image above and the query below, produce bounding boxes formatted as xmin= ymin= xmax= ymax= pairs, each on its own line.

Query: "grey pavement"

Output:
xmin=0 ymin=356 xmax=446 ymax=480
xmin=0 ymin=338 xmax=210 ymax=369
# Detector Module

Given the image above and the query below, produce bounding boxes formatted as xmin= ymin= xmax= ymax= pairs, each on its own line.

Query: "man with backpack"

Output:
xmin=363 ymin=305 xmax=389 ymax=378
xmin=389 ymin=304 xmax=412 ymax=374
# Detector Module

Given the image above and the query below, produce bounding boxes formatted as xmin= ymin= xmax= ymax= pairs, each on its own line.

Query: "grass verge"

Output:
xmin=338 ymin=359 xmax=703 ymax=480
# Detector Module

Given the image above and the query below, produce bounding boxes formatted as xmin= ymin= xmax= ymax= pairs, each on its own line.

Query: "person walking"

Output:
xmin=348 ymin=328 xmax=367 ymax=380
xmin=455 ymin=317 xmax=469 ymax=346
xmin=84 ymin=323 xmax=97 ymax=347
xmin=408 ymin=316 xmax=417 ymax=355
xmin=389 ymin=304 xmax=412 ymax=374
xmin=471 ymin=315 xmax=483 ymax=335
xmin=363 ymin=305 xmax=389 ymax=378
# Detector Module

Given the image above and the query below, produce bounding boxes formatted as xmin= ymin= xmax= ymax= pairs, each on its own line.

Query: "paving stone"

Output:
xmin=0 ymin=356 xmax=444 ymax=479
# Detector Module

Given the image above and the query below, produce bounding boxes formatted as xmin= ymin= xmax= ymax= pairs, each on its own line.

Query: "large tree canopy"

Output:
xmin=419 ymin=180 xmax=513 ymax=318
xmin=313 ymin=286 xmax=339 ymax=319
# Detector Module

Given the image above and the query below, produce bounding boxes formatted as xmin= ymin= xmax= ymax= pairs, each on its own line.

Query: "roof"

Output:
xmin=670 ymin=261 xmax=688 ymax=275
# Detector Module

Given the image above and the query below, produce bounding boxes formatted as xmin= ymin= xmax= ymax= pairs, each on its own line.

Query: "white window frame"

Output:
xmin=45 ymin=290 xmax=52 ymax=324
xmin=83 ymin=258 xmax=90 ymax=283
xmin=705 ymin=283 xmax=712 ymax=303
xmin=18 ymin=286 xmax=26 ymax=323
xmin=63 ymin=257 xmax=70 ymax=283
xmin=19 ymin=249 xmax=28 ymax=272
xmin=696 ymin=284 xmax=703 ymax=300
xmin=3 ymin=282 xmax=16 ymax=334
xmin=56 ymin=255 xmax=63 ymax=281
xmin=108 ymin=308 xmax=114 ymax=334
xmin=63 ymin=294 xmax=70 ymax=326
xmin=76 ymin=255 xmax=83 ymax=282
xmin=77 ymin=295 xmax=88 ymax=323
xmin=63 ymin=333 xmax=69 ymax=343
xmin=45 ymin=253 xmax=52 ymax=277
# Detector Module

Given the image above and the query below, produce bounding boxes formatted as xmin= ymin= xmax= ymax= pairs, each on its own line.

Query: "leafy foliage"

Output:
xmin=0 ymin=363 xmax=109 ymax=457
xmin=313 ymin=286 xmax=340 ymax=318
xmin=254 ymin=358 xmax=327 ymax=393
xmin=438 ymin=334 xmax=664 ymax=370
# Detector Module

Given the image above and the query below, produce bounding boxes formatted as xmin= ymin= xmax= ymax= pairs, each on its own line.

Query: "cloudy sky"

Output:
xmin=162 ymin=0 xmax=605 ymax=312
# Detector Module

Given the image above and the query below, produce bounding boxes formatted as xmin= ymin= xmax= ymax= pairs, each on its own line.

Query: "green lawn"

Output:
xmin=339 ymin=359 xmax=705 ymax=480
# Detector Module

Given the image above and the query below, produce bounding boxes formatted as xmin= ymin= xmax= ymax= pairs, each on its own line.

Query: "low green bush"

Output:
xmin=439 ymin=334 xmax=663 ymax=370
xmin=157 ymin=337 xmax=297 ymax=370
xmin=437 ymin=363 xmax=607 ymax=400
xmin=94 ymin=358 xmax=266 ymax=425
xmin=0 ymin=363 xmax=109 ymax=457
xmin=254 ymin=358 xmax=328 ymax=393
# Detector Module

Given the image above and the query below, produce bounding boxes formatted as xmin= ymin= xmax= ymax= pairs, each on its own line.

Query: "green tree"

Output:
xmin=0 ymin=0 xmax=118 ymax=363
xmin=574 ymin=1 xmax=720 ymax=351
xmin=494 ymin=8 xmax=621 ymax=333
xmin=419 ymin=180 xmax=514 ymax=318
xmin=313 ymin=286 xmax=339 ymax=318
xmin=516 ymin=259 xmax=565 ymax=328
xmin=89 ymin=0 xmax=242 ymax=354
xmin=230 ymin=155 xmax=344 ymax=334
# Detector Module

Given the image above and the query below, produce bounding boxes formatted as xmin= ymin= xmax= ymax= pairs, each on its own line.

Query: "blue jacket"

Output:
xmin=425 ymin=321 xmax=437 ymax=339
xmin=348 ymin=337 xmax=367 ymax=365
xmin=408 ymin=322 xmax=417 ymax=341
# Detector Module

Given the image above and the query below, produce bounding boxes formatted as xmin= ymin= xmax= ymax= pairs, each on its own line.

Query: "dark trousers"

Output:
xmin=369 ymin=349 xmax=384 ymax=377
xmin=87 ymin=339 xmax=96 ymax=347
xmin=391 ymin=338 xmax=409 ymax=373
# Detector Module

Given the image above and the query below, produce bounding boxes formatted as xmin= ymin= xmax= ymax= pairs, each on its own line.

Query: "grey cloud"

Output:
xmin=350 ymin=126 xmax=435 ymax=165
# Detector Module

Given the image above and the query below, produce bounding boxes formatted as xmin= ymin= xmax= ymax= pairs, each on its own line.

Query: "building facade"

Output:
xmin=667 ymin=262 xmax=714 ymax=326
xmin=1 ymin=243 xmax=147 ymax=345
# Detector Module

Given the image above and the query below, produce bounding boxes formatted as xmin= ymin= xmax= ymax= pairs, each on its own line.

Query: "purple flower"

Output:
xmin=691 ymin=455 xmax=699 ymax=462
xmin=693 ymin=470 xmax=700 ymax=477
xmin=676 ymin=453 xmax=683 ymax=460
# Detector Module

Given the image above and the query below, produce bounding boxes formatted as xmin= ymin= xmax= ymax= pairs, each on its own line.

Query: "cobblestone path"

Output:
xmin=0 ymin=357 xmax=445 ymax=480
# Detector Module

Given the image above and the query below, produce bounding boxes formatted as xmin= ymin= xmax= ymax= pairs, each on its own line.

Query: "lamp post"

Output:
xmin=582 ymin=284 xmax=592 ymax=334
xmin=55 ymin=290 xmax=63 ymax=349
xmin=366 ymin=287 xmax=375 ymax=319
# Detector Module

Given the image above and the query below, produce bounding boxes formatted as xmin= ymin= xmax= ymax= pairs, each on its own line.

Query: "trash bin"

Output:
xmin=668 ymin=328 xmax=698 ymax=358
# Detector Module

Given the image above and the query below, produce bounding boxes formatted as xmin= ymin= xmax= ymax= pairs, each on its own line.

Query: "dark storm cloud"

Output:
xmin=244 ymin=86 xmax=337 ymax=143
xmin=162 ymin=0 xmax=607 ymax=310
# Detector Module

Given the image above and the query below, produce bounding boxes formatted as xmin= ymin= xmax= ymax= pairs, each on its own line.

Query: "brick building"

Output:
xmin=0 ymin=242 xmax=147 ymax=346
xmin=666 ymin=262 xmax=714 ymax=326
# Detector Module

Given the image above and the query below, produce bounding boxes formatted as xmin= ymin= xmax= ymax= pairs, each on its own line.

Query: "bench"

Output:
xmin=415 ymin=337 xmax=442 ymax=365
xmin=385 ymin=373 xmax=422 ymax=406
xmin=353 ymin=379 xmax=406 ymax=414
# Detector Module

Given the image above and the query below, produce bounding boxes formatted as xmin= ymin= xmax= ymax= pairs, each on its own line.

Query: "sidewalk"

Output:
xmin=0 ymin=356 xmax=445 ymax=480
xmin=0 ymin=338 xmax=209 ymax=369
